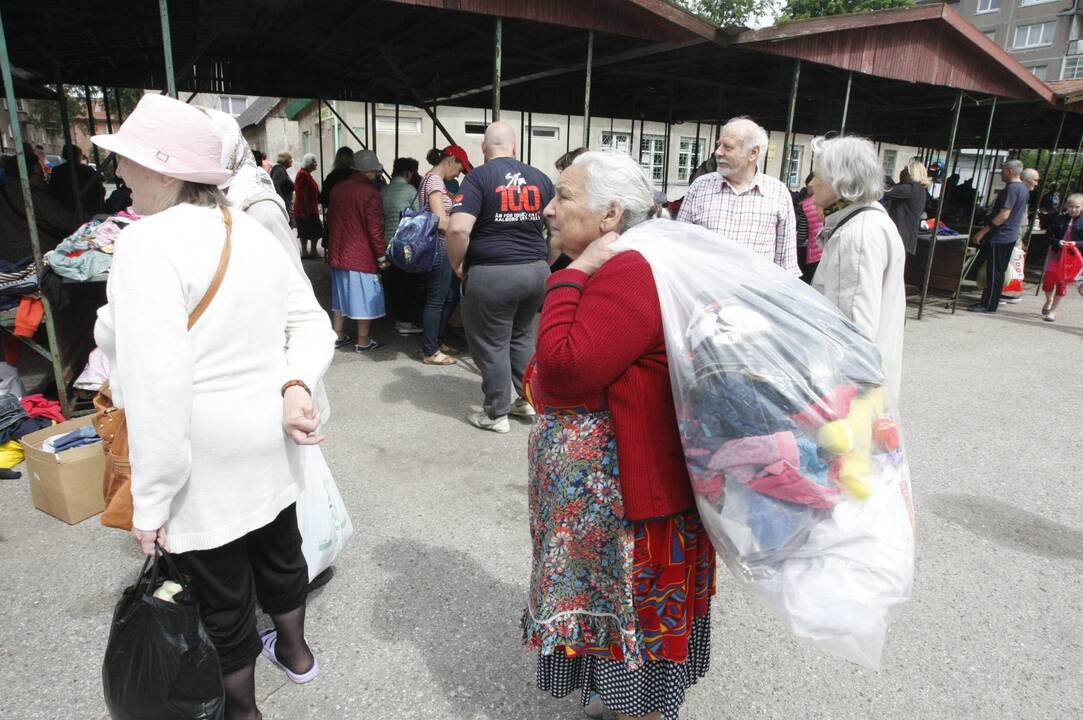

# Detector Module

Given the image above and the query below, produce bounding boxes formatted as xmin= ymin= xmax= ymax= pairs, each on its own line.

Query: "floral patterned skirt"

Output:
xmin=523 ymin=411 xmax=716 ymax=719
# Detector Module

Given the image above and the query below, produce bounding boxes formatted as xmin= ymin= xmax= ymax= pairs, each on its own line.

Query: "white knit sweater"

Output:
xmin=95 ymin=203 xmax=336 ymax=553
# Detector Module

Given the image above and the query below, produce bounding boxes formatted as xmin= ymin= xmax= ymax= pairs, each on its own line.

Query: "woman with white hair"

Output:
xmin=92 ymin=94 xmax=336 ymax=717
xmin=809 ymin=135 xmax=906 ymax=401
xmin=882 ymin=158 xmax=932 ymax=255
xmin=294 ymin=153 xmax=322 ymax=259
xmin=523 ymin=150 xmax=715 ymax=720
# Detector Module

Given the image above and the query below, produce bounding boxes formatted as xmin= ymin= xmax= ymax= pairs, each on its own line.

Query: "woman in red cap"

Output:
xmin=418 ymin=145 xmax=472 ymax=365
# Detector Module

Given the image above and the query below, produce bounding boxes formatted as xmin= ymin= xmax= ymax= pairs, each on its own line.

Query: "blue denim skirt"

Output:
xmin=331 ymin=268 xmax=385 ymax=320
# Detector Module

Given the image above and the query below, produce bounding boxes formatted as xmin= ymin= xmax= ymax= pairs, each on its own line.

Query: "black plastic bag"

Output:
xmin=102 ymin=545 xmax=224 ymax=720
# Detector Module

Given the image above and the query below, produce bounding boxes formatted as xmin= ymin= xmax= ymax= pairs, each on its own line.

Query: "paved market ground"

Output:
xmin=2 ymin=259 xmax=1081 ymax=720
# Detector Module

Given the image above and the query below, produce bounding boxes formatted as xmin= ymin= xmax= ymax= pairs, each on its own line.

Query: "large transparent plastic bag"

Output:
xmin=615 ymin=219 xmax=915 ymax=669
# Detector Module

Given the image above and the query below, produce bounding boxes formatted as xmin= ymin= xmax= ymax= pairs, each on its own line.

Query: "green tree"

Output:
xmin=675 ymin=0 xmax=779 ymax=28
xmin=780 ymin=0 xmax=914 ymax=21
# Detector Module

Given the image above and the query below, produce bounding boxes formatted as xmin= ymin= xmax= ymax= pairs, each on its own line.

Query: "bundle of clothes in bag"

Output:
xmin=616 ymin=219 xmax=915 ymax=669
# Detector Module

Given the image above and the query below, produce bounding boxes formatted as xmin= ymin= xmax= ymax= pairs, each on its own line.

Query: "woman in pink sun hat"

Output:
xmin=93 ymin=93 xmax=336 ymax=715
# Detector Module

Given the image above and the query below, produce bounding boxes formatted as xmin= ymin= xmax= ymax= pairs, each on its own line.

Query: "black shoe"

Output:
xmin=966 ymin=305 xmax=993 ymax=313
xmin=334 ymin=335 xmax=354 ymax=348
xmin=307 ymin=567 xmax=334 ymax=593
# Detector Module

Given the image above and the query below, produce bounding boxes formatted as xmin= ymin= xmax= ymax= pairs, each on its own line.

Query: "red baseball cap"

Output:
xmin=444 ymin=145 xmax=473 ymax=173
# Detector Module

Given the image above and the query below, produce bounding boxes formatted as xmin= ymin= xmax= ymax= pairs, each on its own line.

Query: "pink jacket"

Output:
xmin=803 ymin=196 xmax=824 ymax=264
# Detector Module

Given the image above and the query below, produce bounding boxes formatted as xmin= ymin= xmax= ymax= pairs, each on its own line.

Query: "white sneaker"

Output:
xmin=396 ymin=322 xmax=423 ymax=335
xmin=467 ymin=412 xmax=510 ymax=433
xmin=510 ymin=397 xmax=536 ymax=417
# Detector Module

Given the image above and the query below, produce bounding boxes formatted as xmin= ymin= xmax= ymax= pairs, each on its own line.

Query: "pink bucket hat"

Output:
xmin=92 ymin=94 xmax=233 ymax=186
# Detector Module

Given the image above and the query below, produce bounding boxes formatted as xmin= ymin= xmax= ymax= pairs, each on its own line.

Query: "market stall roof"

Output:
xmin=1 ymin=0 xmax=1079 ymax=148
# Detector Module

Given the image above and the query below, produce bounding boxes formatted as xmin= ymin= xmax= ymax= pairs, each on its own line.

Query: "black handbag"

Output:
xmin=102 ymin=544 xmax=224 ymax=720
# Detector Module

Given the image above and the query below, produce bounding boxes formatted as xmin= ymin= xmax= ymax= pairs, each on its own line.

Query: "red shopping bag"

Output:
xmin=1056 ymin=244 xmax=1083 ymax=285
xmin=1003 ymin=246 xmax=1026 ymax=293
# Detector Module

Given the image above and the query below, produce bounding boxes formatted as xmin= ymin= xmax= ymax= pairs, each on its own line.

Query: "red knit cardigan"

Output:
xmin=533 ymin=250 xmax=694 ymax=521
xmin=327 ymin=172 xmax=385 ymax=274
xmin=293 ymin=167 xmax=320 ymax=220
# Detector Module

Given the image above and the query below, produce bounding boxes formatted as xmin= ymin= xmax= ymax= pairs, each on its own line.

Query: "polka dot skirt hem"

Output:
xmin=535 ymin=612 xmax=712 ymax=720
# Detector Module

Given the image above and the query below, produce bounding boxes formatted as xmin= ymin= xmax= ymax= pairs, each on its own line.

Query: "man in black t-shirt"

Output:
xmin=448 ymin=122 xmax=555 ymax=433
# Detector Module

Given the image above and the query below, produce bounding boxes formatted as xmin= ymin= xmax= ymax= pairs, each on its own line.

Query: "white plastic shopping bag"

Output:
xmin=294 ymin=445 xmax=353 ymax=581
xmin=614 ymin=219 xmax=915 ymax=669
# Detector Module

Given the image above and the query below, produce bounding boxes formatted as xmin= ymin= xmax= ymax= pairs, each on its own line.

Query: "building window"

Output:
xmin=375 ymin=116 xmax=422 ymax=134
xmin=1013 ymin=22 xmax=1056 ymax=50
xmin=678 ymin=137 xmax=707 ymax=183
xmin=1019 ymin=0 xmax=1057 ymax=6
xmin=531 ymin=126 xmax=559 ymax=139
xmin=1030 ymin=65 xmax=1049 ymax=80
xmin=983 ymin=30 xmax=996 ymax=42
xmin=601 ymin=131 xmax=631 ymax=153
xmin=302 ymin=131 xmax=310 ymax=155
xmin=219 ymin=96 xmax=247 ymax=116
xmin=640 ymin=135 xmax=666 ymax=184
xmin=1063 ymin=55 xmax=1083 ymax=79
xmin=883 ymin=149 xmax=898 ymax=179
xmin=464 ymin=122 xmax=487 ymax=135
xmin=976 ymin=0 xmax=1000 ymax=12
xmin=785 ymin=145 xmax=804 ymax=190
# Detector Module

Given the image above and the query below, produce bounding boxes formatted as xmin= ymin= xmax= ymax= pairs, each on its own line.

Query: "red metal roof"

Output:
xmin=383 ymin=0 xmax=721 ymax=43
xmin=734 ymin=4 xmax=1055 ymax=103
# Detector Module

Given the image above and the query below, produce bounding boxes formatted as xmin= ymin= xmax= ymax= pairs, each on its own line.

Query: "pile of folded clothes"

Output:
xmin=0 ymin=257 xmax=38 ymax=312
xmin=44 ymin=211 xmax=139 ymax=282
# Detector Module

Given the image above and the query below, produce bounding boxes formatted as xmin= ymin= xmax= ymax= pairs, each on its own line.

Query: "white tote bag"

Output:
xmin=294 ymin=444 xmax=353 ymax=581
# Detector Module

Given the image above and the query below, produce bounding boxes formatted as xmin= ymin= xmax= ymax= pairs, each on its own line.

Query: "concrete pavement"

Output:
xmin=1 ymin=261 xmax=1080 ymax=719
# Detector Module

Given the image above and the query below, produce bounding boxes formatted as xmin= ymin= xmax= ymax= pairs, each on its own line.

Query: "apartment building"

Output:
xmin=949 ymin=0 xmax=1083 ymax=81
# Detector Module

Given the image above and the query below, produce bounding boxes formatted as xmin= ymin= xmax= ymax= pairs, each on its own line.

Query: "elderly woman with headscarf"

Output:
xmin=294 ymin=153 xmax=322 ymax=259
xmin=809 ymin=135 xmax=906 ymax=401
xmin=92 ymin=94 xmax=336 ymax=718
xmin=522 ymin=150 xmax=715 ymax=720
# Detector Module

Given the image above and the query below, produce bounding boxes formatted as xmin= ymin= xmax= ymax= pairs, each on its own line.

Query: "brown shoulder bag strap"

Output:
xmin=188 ymin=206 xmax=233 ymax=330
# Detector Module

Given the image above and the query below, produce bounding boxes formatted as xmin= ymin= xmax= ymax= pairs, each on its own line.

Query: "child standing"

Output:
xmin=1041 ymin=193 xmax=1083 ymax=322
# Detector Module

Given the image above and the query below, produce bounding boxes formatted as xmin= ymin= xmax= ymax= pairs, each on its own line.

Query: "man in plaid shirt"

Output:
xmin=677 ymin=118 xmax=800 ymax=276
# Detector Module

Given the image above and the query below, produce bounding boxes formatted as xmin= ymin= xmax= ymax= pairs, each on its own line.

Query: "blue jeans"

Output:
xmin=422 ymin=249 xmax=454 ymax=356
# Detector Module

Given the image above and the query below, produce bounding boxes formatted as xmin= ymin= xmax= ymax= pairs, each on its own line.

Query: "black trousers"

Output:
xmin=172 ymin=504 xmax=308 ymax=674
xmin=980 ymin=242 xmax=1016 ymax=311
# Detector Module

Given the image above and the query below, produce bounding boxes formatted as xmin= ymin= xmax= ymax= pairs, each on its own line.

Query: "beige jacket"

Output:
xmin=812 ymin=201 xmax=906 ymax=402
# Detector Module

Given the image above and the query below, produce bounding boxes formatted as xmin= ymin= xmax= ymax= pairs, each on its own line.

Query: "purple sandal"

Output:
xmin=259 ymin=629 xmax=320 ymax=684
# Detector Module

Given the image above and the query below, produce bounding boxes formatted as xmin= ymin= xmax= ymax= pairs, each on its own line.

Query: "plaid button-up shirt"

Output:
xmin=676 ymin=172 xmax=800 ymax=275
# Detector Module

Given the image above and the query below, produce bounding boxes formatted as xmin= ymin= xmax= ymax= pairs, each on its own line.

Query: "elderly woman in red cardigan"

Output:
xmin=522 ymin=150 xmax=715 ymax=720
xmin=294 ymin=153 xmax=322 ymax=259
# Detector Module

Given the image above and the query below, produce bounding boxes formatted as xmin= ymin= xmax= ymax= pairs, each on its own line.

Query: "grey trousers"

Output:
xmin=462 ymin=260 xmax=550 ymax=419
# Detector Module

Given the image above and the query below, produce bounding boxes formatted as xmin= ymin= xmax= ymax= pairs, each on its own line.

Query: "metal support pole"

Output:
xmin=566 ymin=113 xmax=571 ymax=152
xmin=317 ymin=98 xmax=325 ymax=184
xmin=952 ymin=97 xmax=996 ymax=314
xmin=114 ymin=87 xmax=125 ymax=123
xmin=918 ymin=91 xmax=963 ymax=320
xmin=693 ymin=118 xmax=702 ymax=171
xmin=527 ymin=111 xmax=533 ymax=164
xmin=582 ymin=30 xmax=594 ymax=149
xmin=158 ymin=0 xmax=177 ymax=97
xmin=492 ymin=18 xmax=502 ymax=121
xmin=984 ymin=142 xmax=1001 ymax=206
xmin=520 ymin=110 xmax=525 ymax=156
xmin=663 ymin=94 xmax=672 ymax=194
xmin=0 ymin=9 xmax=69 ymax=414
xmin=1052 ymin=144 xmax=1071 ymax=207
xmin=394 ymin=103 xmax=399 ymax=160
xmin=779 ymin=59 xmax=801 ymax=183
xmin=102 ymin=87 xmax=113 ymax=133
xmin=1024 ymin=111 xmax=1065 ymax=252
xmin=53 ymin=66 xmax=83 ymax=221
xmin=839 ymin=71 xmax=852 ymax=135
xmin=432 ymin=104 xmax=438 ymax=147
xmin=84 ymin=85 xmax=100 ymax=168
xmin=370 ymin=101 xmax=376 ymax=156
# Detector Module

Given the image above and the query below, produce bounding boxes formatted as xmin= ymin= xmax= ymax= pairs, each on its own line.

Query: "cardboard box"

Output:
xmin=21 ymin=414 xmax=105 ymax=524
